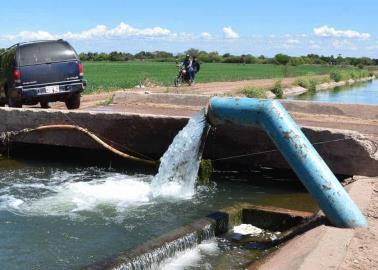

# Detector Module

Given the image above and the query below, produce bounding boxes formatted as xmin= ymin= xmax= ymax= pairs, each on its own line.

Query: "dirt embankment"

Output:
xmin=138 ymin=75 xmax=328 ymax=96
xmin=339 ymin=180 xmax=378 ymax=270
xmin=50 ymin=75 xmax=327 ymax=110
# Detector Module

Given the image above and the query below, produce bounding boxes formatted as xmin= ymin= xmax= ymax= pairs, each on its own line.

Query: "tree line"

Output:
xmin=78 ymin=49 xmax=378 ymax=67
xmin=1 ymin=47 xmax=377 ymax=67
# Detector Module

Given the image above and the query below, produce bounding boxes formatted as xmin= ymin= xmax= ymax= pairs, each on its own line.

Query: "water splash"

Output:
xmin=0 ymin=110 xmax=210 ymax=217
xmin=158 ymin=238 xmax=219 ymax=270
xmin=151 ymin=110 xmax=209 ymax=199
xmin=119 ymin=224 xmax=215 ymax=270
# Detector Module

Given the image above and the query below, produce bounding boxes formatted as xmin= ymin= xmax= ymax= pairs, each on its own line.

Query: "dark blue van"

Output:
xmin=0 ymin=40 xmax=86 ymax=109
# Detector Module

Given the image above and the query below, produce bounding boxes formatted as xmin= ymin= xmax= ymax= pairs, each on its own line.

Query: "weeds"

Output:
xmin=270 ymin=81 xmax=283 ymax=98
xmin=330 ymin=69 xmax=370 ymax=82
xmin=240 ymin=86 xmax=267 ymax=98
xmin=96 ymin=95 xmax=114 ymax=106
xmin=294 ymin=77 xmax=321 ymax=93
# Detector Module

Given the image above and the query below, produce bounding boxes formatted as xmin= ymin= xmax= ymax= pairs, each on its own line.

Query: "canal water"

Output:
xmin=289 ymin=79 xmax=378 ymax=104
xmin=0 ymin=160 xmax=316 ymax=270
xmin=0 ymin=110 xmax=317 ymax=269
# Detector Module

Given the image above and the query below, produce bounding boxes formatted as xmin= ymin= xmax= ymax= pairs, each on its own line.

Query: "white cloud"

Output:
xmin=287 ymin=39 xmax=300 ymax=44
xmin=63 ymin=25 xmax=108 ymax=40
xmin=200 ymin=32 xmax=212 ymax=39
xmin=223 ymin=26 xmax=239 ymax=39
xmin=177 ymin=32 xmax=196 ymax=41
xmin=5 ymin=30 xmax=56 ymax=41
xmin=314 ymin=25 xmax=371 ymax=40
xmin=366 ymin=44 xmax=378 ymax=50
xmin=308 ymin=40 xmax=321 ymax=49
xmin=106 ymin=22 xmax=172 ymax=38
xmin=331 ymin=39 xmax=357 ymax=50
xmin=2 ymin=22 xmax=175 ymax=42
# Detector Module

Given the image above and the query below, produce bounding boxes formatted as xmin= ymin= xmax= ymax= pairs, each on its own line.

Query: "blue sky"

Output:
xmin=1 ymin=0 xmax=377 ymax=57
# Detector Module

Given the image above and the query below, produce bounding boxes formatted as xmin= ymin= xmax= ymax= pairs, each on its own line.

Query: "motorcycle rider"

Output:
xmin=192 ymin=56 xmax=200 ymax=79
xmin=182 ymin=54 xmax=194 ymax=81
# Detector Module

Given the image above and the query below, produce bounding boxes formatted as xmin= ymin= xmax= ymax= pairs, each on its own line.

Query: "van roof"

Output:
xmin=17 ymin=39 xmax=65 ymax=47
xmin=5 ymin=39 xmax=66 ymax=51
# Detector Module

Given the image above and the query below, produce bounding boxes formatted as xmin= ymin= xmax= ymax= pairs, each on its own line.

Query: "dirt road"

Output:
xmin=48 ymin=75 xmax=327 ymax=110
xmin=339 ymin=180 xmax=378 ymax=270
xmin=46 ymin=76 xmax=378 ymax=138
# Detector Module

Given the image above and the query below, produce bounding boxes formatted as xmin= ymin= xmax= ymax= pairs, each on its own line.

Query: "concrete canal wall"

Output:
xmin=282 ymin=76 xmax=376 ymax=97
xmin=280 ymin=76 xmax=376 ymax=98
xmin=0 ymin=98 xmax=378 ymax=176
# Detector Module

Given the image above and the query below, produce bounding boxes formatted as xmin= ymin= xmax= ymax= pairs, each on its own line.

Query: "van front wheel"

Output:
xmin=65 ymin=93 xmax=81 ymax=110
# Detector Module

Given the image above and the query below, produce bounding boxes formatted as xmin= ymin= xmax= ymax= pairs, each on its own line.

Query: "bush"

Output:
xmin=295 ymin=78 xmax=310 ymax=89
xmin=270 ymin=81 xmax=283 ymax=98
xmin=308 ymin=79 xmax=317 ymax=93
xmin=330 ymin=69 xmax=370 ymax=82
xmin=240 ymin=86 xmax=267 ymax=98
xmin=294 ymin=77 xmax=321 ymax=93
xmin=330 ymin=71 xmax=342 ymax=82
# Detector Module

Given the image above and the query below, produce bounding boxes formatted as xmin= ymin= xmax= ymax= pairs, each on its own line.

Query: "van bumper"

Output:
xmin=10 ymin=81 xmax=85 ymax=104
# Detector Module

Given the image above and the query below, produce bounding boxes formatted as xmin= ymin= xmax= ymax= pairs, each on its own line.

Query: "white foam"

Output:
xmin=198 ymin=239 xmax=219 ymax=255
xmin=233 ymin=224 xmax=263 ymax=236
xmin=0 ymin=195 xmax=24 ymax=210
xmin=233 ymin=224 xmax=281 ymax=240
xmin=1 ymin=173 xmax=154 ymax=216
xmin=158 ymin=239 xmax=218 ymax=270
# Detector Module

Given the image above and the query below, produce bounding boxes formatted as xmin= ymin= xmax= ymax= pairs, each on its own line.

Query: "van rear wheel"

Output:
xmin=40 ymin=101 xmax=50 ymax=109
xmin=8 ymin=96 xmax=22 ymax=108
xmin=65 ymin=93 xmax=80 ymax=109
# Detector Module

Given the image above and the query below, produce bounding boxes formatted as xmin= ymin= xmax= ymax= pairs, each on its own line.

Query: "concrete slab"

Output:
xmin=250 ymin=177 xmax=377 ymax=270
xmin=1 ymin=102 xmax=378 ymax=176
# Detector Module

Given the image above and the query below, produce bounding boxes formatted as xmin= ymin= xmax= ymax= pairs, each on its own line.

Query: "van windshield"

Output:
xmin=18 ymin=42 xmax=78 ymax=66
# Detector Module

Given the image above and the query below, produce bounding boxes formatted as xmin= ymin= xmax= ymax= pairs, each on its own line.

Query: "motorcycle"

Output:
xmin=174 ymin=64 xmax=193 ymax=87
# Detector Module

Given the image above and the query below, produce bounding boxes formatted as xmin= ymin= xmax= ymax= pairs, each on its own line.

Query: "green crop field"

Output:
xmin=82 ymin=61 xmax=350 ymax=94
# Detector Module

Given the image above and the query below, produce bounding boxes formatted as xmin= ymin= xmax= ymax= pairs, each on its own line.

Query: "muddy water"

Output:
xmin=289 ymin=79 xmax=378 ymax=104
xmin=0 ymin=158 xmax=316 ymax=269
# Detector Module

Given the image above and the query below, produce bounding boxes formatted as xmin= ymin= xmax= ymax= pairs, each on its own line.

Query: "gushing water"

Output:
xmin=151 ymin=110 xmax=209 ymax=198
xmin=0 ymin=110 xmax=213 ymax=269
xmin=0 ymin=111 xmax=210 ymax=217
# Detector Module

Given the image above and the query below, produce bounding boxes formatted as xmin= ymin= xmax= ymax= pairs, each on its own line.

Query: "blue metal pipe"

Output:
xmin=207 ymin=97 xmax=367 ymax=228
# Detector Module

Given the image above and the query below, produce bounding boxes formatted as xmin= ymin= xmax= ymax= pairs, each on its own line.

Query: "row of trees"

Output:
xmin=273 ymin=53 xmax=377 ymax=67
xmin=1 ymin=47 xmax=377 ymax=66
xmin=78 ymin=49 xmax=378 ymax=67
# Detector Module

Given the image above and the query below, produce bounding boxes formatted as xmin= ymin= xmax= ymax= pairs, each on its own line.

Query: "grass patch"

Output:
xmin=96 ymin=95 xmax=114 ymax=106
xmin=270 ymin=80 xmax=283 ymax=98
xmin=330 ymin=69 xmax=370 ymax=82
xmin=294 ymin=77 xmax=320 ymax=93
xmin=294 ymin=76 xmax=332 ymax=93
xmin=82 ymin=61 xmax=351 ymax=94
xmin=292 ymin=68 xmax=371 ymax=93
xmin=240 ymin=86 xmax=267 ymax=98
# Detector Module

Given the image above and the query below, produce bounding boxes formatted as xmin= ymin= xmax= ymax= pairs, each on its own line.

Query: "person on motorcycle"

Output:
xmin=192 ymin=56 xmax=200 ymax=79
xmin=182 ymin=54 xmax=194 ymax=81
